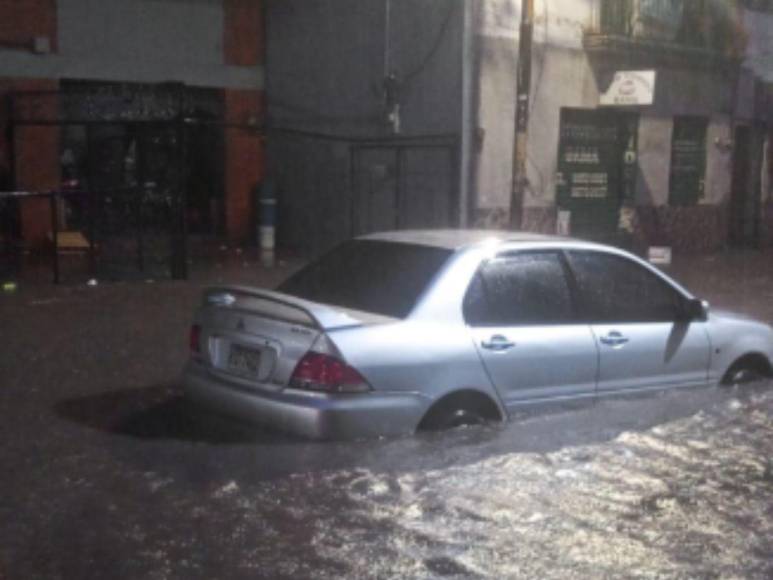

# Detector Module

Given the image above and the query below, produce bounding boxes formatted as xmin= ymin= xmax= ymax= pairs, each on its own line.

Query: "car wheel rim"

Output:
xmin=445 ymin=409 xmax=484 ymax=429
xmin=729 ymin=368 xmax=762 ymax=386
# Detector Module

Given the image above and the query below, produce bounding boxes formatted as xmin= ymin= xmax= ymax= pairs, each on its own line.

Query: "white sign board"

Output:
xmin=648 ymin=246 xmax=672 ymax=266
xmin=600 ymin=70 xmax=656 ymax=107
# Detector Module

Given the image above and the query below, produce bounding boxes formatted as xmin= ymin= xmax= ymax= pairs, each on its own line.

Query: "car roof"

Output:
xmin=358 ymin=229 xmax=576 ymax=251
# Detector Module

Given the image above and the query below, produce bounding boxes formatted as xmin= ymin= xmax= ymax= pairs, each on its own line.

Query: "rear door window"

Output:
xmin=566 ymin=251 xmax=684 ymax=322
xmin=278 ymin=240 xmax=452 ymax=318
xmin=464 ymin=252 xmax=575 ymax=326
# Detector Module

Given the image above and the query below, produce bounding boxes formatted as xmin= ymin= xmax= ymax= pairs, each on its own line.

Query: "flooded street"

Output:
xmin=1 ymin=249 xmax=772 ymax=579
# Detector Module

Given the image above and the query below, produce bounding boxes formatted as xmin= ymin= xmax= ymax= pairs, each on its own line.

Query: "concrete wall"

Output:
xmin=265 ymin=0 xmax=463 ymax=254
xmin=266 ymin=0 xmax=462 ymax=137
xmin=0 ymin=0 xmax=262 ymax=89
xmin=471 ymin=0 xmax=754 ymax=251
xmin=744 ymin=6 xmax=773 ymax=84
xmin=471 ymin=0 xmax=596 ymax=226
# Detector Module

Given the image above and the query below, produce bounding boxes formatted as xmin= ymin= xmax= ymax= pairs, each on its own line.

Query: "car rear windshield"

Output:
xmin=277 ymin=239 xmax=453 ymax=318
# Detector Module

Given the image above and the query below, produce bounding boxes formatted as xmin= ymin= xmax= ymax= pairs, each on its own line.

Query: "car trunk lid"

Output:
xmin=196 ymin=286 xmax=392 ymax=389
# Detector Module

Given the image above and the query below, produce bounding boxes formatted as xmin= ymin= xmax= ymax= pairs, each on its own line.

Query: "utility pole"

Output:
xmin=509 ymin=0 xmax=534 ymax=229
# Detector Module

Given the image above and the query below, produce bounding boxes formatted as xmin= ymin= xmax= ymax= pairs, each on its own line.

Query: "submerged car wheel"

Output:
xmin=442 ymin=408 xmax=486 ymax=429
xmin=721 ymin=355 xmax=772 ymax=388
xmin=418 ymin=391 xmax=501 ymax=431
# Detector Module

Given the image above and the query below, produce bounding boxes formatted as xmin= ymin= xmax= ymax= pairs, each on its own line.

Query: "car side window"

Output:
xmin=464 ymin=252 xmax=574 ymax=326
xmin=566 ymin=251 xmax=684 ymax=323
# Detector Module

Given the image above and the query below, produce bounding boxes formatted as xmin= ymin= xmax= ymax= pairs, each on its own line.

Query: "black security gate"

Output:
xmin=5 ymin=82 xmax=226 ymax=282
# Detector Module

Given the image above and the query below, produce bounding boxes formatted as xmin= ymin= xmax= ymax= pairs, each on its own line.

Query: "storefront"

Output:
xmin=556 ymin=108 xmax=639 ymax=242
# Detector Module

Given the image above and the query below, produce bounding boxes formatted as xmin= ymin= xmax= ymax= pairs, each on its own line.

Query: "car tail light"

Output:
xmin=189 ymin=324 xmax=202 ymax=354
xmin=289 ymin=352 xmax=371 ymax=394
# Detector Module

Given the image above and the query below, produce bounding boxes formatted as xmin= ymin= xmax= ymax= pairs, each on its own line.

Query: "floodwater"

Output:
xmin=1 ymin=248 xmax=772 ymax=578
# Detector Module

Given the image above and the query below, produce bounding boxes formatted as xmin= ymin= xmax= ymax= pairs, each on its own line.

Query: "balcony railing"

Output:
xmin=600 ymin=0 xmax=634 ymax=37
xmin=588 ymin=0 xmax=741 ymax=60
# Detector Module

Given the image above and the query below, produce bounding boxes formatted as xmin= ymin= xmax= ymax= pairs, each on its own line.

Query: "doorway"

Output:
xmin=556 ymin=108 xmax=638 ymax=242
xmin=729 ymin=124 xmax=762 ymax=247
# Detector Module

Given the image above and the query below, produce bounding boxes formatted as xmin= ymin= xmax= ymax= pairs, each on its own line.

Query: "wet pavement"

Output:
xmin=1 ymin=247 xmax=772 ymax=579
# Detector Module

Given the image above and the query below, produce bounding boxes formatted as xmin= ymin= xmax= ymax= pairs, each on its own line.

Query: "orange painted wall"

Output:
xmin=224 ymin=89 xmax=265 ymax=244
xmin=223 ymin=0 xmax=265 ymax=244
xmin=0 ymin=0 xmax=57 ymax=52
xmin=1 ymin=79 xmax=60 ymax=248
xmin=224 ymin=0 xmax=264 ymax=66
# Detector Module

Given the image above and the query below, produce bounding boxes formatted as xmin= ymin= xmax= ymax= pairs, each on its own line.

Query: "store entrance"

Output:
xmin=556 ymin=108 xmax=638 ymax=242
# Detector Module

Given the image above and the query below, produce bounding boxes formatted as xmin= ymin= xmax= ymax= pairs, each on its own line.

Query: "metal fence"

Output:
xmin=2 ymin=83 xmax=203 ymax=283
xmin=0 ymin=183 xmax=182 ymax=284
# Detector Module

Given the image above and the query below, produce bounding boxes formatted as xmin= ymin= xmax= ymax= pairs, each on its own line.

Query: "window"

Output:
xmin=278 ymin=240 xmax=452 ymax=319
xmin=669 ymin=116 xmax=708 ymax=206
xmin=567 ymin=251 xmax=685 ymax=323
xmin=464 ymin=252 xmax=574 ymax=327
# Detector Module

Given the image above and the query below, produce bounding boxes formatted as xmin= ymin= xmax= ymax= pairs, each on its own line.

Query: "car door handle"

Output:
xmin=599 ymin=331 xmax=629 ymax=347
xmin=481 ymin=335 xmax=516 ymax=351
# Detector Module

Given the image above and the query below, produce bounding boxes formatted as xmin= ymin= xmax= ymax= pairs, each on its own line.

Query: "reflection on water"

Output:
xmin=124 ymin=382 xmax=772 ymax=579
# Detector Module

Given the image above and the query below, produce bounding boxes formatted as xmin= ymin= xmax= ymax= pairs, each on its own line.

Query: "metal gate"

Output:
xmin=351 ymin=139 xmax=457 ymax=235
xmin=5 ymin=82 xmax=226 ymax=282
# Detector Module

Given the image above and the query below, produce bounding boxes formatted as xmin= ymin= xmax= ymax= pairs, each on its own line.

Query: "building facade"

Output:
xmin=3 ymin=0 xmax=772 ymax=260
xmin=0 ymin=0 xmax=265 ymax=250
xmin=265 ymin=0 xmax=468 ymax=253
xmin=473 ymin=0 xmax=773 ymax=251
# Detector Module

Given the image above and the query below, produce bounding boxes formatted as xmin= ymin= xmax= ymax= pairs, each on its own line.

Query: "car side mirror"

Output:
xmin=682 ymin=298 xmax=709 ymax=322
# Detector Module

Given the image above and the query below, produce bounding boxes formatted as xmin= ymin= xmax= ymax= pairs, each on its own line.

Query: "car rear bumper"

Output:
xmin=182 ymin=362 xmax=427 ymax=439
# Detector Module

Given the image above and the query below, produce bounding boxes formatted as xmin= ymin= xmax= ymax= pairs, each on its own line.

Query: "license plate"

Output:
xmin=228 ymin=344 xmax=262 ymax=377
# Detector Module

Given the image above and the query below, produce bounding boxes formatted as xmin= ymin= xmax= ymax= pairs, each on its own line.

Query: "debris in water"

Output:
xmin=214 ymin=481 xmax=239 ymax=498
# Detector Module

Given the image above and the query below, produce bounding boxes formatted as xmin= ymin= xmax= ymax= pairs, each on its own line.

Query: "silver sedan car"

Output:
xmin=183 ymin=230 xmax=773 ymax=439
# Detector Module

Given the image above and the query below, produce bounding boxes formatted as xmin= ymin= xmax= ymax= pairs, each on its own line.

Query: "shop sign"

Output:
xmin=600 ymin=71 xmax=656 ymax=107
xmin=648 ymin=246 xmax=672 ymax=266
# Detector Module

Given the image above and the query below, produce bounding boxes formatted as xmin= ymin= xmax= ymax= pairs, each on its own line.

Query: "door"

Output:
xmin=729 ymin=125 xmax=763 ymax=247
xmin=668 ymin=116 xmax=708 ymax=206
xmin=566 ymin=250 xmax=711 ymax=393
xmin=556 ymin=109 xmax=637 ymax=241
xmin=465 ymin=251 xmax=598 ymax=406
xmin=352 ymin=145 xmax=455 ymax=235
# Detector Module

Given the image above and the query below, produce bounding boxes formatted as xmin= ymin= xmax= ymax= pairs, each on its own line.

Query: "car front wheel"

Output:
xmin=721 ymin=356 xmax=772 ymax=387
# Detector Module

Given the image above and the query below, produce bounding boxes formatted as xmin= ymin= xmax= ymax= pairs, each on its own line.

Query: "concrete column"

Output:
xmin=223 ymin=0 xmax=265 ymax=245
xmin=12 ymin=79 xmax=60 ymax=249
xmin=224 ymin=89 xmax=265 ymax=245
